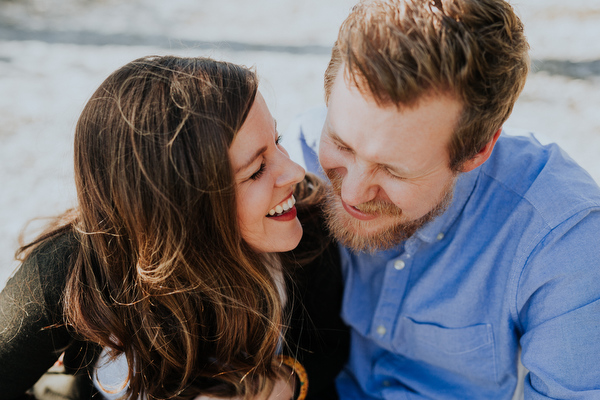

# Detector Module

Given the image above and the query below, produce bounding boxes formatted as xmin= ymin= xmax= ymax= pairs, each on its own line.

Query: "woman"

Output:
xmin=0 ymin=56 xmax=347 ymax=400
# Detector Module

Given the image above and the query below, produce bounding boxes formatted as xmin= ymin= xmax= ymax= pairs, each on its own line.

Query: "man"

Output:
xmin=287 ymin=0 xmax=600 ymax=398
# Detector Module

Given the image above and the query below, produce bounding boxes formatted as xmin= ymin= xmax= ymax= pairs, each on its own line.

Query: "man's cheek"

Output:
xmin=319 ymin=144 xmax=344 ymax=170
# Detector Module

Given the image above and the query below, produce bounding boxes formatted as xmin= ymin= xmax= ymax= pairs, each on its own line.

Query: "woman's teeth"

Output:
xmin=267 ymin=195 xmax=296 ymax=216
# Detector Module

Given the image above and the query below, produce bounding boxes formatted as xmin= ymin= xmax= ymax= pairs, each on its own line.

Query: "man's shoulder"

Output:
xmin=481 ymin=132 xmax=600 ymax=228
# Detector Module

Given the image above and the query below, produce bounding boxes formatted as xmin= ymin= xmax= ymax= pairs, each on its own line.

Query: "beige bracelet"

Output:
xmin=277 ymin=355 xmax=308 ymax=400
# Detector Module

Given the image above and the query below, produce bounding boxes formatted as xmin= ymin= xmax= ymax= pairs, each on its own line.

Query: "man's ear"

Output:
xmin=460 ymin=128 xmax=502 ymax=173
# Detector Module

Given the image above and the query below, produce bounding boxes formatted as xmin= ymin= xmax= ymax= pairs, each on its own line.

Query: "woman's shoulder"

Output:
xmin=16 ymin=228 xmax=79 ymax=313
xmin=28 ymin=229 xmax=78 ymax=282
xmin=1 ymin=227 xmax=79 ymax=338
xmin=0 ymin=229 xmax=81 ymax=399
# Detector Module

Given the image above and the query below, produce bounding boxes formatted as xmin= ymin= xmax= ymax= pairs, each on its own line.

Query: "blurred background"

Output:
xmin=1 ymin=0 xmax=600 ymax=286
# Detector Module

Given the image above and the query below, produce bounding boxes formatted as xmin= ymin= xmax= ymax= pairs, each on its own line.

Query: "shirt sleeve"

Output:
xmin=0 ymin=236 xmax=74 ymax=399
xmin=516 ymin=209 xmax=600 ymax=399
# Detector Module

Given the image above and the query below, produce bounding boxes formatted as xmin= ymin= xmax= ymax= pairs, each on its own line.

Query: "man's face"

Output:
xmin=319 ymin=73 xmax=463 ymax=252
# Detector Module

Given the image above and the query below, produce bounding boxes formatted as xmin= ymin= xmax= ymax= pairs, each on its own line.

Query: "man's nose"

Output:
xmin=340 ymin=164 xmax=378 ymax=206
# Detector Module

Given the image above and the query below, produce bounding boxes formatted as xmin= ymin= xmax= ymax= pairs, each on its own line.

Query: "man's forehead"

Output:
xmin=324 ymin=82 xmax=462 ymax=175
xmin=323 ymin=116 xmax=419 ymax=176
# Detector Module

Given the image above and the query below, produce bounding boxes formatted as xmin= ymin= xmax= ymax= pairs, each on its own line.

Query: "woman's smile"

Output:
xmin=229 ymin=91 xmax=305 ymax=253
xmin=267 ymin=194 xmax=296 ymax=217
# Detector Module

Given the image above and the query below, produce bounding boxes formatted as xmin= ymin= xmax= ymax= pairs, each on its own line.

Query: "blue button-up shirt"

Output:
xmin=286 ymin=106 xmax=600 ymax=399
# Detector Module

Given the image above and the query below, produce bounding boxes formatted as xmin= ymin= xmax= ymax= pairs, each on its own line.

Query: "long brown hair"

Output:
xmin=18 ymin=56 xmax=286 ymax=399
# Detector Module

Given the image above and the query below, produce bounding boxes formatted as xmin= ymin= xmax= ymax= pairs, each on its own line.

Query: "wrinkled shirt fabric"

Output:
xmin=286 ymin=106 xmax=600 ymax=400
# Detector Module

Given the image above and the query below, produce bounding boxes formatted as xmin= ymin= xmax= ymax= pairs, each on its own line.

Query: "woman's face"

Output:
xmin=229 ymin=92 xmax=305 ymax=253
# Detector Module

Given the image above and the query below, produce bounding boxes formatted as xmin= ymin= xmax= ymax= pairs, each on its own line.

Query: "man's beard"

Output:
xmin=323 ymin=169 xmax=455 ymax=253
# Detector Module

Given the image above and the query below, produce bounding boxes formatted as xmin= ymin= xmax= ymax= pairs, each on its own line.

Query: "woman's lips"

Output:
xmin=267 ymin=205 xmax=297 ymax=221
xmin=267 ymin=194 xmax=295 ymax=216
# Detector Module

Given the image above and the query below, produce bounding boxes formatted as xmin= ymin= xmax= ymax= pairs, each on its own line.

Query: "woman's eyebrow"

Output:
xmin=236 ymin=146 xmax=267 ymax=173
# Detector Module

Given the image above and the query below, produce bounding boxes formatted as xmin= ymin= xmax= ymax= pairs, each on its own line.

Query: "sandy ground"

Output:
xmin=1 ymin=0 xmax=599 ymax=286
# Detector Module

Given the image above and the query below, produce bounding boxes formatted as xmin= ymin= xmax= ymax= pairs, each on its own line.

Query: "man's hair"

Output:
xmin=325 ymin=0 xmax=530 ymax=170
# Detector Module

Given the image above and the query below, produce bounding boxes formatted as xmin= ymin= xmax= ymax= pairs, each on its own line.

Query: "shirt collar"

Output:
xmin=414 ymin=167 xmax=481 ymax=243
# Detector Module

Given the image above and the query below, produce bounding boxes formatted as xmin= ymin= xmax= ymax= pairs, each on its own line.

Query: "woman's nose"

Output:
xmin=275 ymin=148 xmax=305 ymax=187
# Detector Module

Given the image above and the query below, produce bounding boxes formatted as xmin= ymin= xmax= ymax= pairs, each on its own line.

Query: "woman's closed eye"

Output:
xmin=248 ymin=134 xmax=281 ymax=181
xmin=250 ymin=162 xmax=266 ymax=180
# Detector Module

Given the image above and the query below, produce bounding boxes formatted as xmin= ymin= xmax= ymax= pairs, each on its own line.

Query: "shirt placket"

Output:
xmin=370 ymin=239 xmax=419 ymax=348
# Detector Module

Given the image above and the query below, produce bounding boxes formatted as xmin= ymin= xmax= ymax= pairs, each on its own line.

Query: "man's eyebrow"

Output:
xmin=327 ymin=128 xmax=354 ymax=151
xmin=236 ymin=146 xmax=267 ymax=174
xmin=380 ymin=161 xmax=410 ymax=177
xmin=327 ymin=124 xmax=411 ymax=176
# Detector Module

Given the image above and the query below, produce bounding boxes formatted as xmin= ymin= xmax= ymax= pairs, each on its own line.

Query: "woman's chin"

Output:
xmin=272 ymin=220 xmax=303 ymax=253
xmin=247 ymin=219 xmax=303 ymax=253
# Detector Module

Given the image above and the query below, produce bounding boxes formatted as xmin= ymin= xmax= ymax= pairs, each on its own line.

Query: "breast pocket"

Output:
xmin=394 ymin=316 xmax=498 ymax=385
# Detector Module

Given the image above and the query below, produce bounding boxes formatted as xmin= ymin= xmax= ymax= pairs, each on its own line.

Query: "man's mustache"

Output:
xmin=325 ymin=169 xmax=403 ymax=218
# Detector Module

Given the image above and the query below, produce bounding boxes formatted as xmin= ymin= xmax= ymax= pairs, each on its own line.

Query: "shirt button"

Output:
xmin=394 ymin=260 xmax=405 ymax=270
xmin=437 ymin=232 xmax=445 ymax=240
xmin=382 ymin=380 xmax=391 ymax=387
xmin=376 ymin=325 xmax=387 ymax=336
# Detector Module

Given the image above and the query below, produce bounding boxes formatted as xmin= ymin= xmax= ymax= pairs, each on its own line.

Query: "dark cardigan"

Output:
xmin=0 ymin=209 xmax=348 ymax=400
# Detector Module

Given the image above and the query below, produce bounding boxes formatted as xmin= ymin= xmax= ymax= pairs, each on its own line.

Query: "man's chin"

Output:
xmin=339 ymin=214 xmax=402 ymax=240
xmin=323 ymin=192 xmax=453 ymax=254
xmin=329 ymin=218 xmax=415 ymax=253
xmin=324 ymin=198 xmax=412 ymax=253
xmin=321 ymin=169 xmax=456 ymax=253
